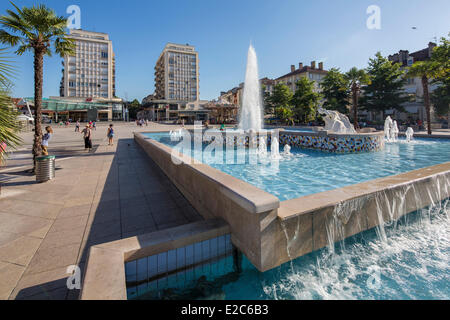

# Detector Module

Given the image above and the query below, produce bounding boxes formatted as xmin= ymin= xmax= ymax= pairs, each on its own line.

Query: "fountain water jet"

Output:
xmin=258 ymin=136 xmax=267 ymax=157
xmin=392 ymin=121 xmax=399 ymax=142
xmin=239 ymin=45 xmax=263 ymax=132
xmin=283 ymin=144 xmax=291 ymax=156
xmin=384 ymin=116 xmax=393 ymax=142
xmin=406 ymin=127 xmax=414 ymax=142
xmin=271 ymin=137 xmax=282 ymax=160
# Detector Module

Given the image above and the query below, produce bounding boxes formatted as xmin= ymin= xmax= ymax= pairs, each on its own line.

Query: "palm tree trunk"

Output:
xmin=32 ymin=47 xmax=45 ymax=170
xmin=352 ymin=85 xmax=360 ymax=129
xmin=422 ymin=75 xmax=432 ymax=135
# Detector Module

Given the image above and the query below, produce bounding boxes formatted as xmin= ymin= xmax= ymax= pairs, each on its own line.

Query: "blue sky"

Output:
xmin=1 ymin=0 xmax=449 ymax=102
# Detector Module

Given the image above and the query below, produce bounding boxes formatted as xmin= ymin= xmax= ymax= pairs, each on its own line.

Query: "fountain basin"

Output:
xmin=132 ymin=132 xmax=450 ymax=272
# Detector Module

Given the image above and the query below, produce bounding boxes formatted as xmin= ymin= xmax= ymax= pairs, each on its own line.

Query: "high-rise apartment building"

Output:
xmin=60 ymin=29 xmax=115 ymax=99
xmin=154 ymin=43 xmax=199 ymax=101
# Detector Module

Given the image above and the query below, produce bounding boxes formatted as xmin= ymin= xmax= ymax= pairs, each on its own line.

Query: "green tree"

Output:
xmin=0 ymin=2 xmax=75 ymax=169
xmin=320 ymin=68 xmax=350 ymax=114
xmin=345 ymin=67 xmax=370 ymax=129
xmin=429 ymin=35 xmax=450 ymax=127
xmin=267 ymin=83 xmax=294 ymax=124
xmin=431 ymin=85 xmax=449 ymax=124
xmin=128 ymin=99 xmax=141 ymax=119
xmin=361 ymin=52 xmax=409 ymax=119
xmin=292 ymin=77 xmax=321 ymax=123
xmin=275 ymin=105 xmax=294 ymax=125
xmin=267 ymin=83 xmax=293 ymax=110
xmin=0 ymin=48 xmax=21 ymax=164
xmin=407 ymin=61 xmax=439 ymax=134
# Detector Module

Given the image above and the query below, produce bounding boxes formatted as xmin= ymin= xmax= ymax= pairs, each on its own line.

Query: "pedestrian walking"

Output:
xmin=107 ymin=124 xmax=115 ymax=146
xmin=75 ymin=120 xmax=80 ymax=132
xmin=81 ymin=124 xmax=93 ymax=152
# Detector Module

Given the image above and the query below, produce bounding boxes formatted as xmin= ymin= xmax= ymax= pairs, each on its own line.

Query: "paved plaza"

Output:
xmin=0 ymin=122 xmax=202 ymax=300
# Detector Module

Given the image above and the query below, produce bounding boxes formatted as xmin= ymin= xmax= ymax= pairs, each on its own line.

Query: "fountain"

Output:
xmin=384 ymin=116 xmax=393 ymax=142
xmin=170 ymin=129 xmax=183 ymax=141
xmin=318 ymin=107 xmax=356 ymax=134
xmin=239 ymin=45 xmax=263 ymax=132
xmin=257 ymin=136 xmax=267 ymax=157
xmin=392 ymin=120 xmax=399 ymax=142
xmin=406 ymin=127 xmax=414 ymax=142
xmin=270 ymin=137 xmax=282 ymax=160
xmin=283 ymin=144 xmax=291 ymax=156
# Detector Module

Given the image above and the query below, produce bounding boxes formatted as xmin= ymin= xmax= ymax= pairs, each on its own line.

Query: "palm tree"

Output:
xmin=407 ymin=61 xmax=437 ymax=135
xmin=345 ymin=67 xmax=370 ymax=130
xmin=0 ymin=2 xmax=75 ymax=169
xmin=0 ymin=48 xmax=21 ymax=165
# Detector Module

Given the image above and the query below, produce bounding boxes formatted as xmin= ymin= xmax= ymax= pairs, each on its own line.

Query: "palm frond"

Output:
xmin=0 ymin=48 xmax=16 ymax=88
xmin=0 ymin=47 xmax=21 ymax=164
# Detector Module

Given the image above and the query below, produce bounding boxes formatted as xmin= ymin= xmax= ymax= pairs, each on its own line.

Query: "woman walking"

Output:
xmin=75 ymin=120 xmax=80 ymax=132
xmin=107 ymin=124 xmax=115 ymax=146
xmin=81 ymin=124 xmax=93 ymax=152
xmin=41 ymin=126 xmax=53 ymax=156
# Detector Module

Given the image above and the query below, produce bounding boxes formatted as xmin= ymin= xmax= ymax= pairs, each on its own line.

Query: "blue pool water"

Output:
xmin=138 ymin=132 xmax=450 ymax=300
xmin=143 ymin=132 xmax=450 ymax=201
xmin=281 ymin=128 xmax=314 ymax=133
xmin=131 ymin=201 xmax=449 ymax=300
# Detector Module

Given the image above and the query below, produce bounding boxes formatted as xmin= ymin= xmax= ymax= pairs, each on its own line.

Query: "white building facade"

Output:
xmin=61 ymin=29 xmax=115 ymax=99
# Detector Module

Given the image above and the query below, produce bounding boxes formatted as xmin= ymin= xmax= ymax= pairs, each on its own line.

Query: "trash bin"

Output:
xmin=36 ymin=155 xmax=56 ymax=182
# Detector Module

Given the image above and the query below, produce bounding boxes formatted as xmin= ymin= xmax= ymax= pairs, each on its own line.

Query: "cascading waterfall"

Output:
xmin=275 ymin=174 xmax=450 ymax=300
xmin=239 ymin=45 xmax=263 ymax=132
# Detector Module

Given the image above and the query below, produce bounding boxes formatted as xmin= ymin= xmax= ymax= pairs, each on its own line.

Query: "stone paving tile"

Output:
xmin=0 ymin=261 xmax=25 ymax=300
xmin=38 ymin=226 xmax=86 ymax=250
xmin=12 ymin=189 xmax=69 ymax=206
xmin=153 ymin=208 xmax=189 ymax=227
xmin=0 ymin=232 xmax=22 ymax=247
xmin=0 ymin=235 xmax=42 ymax=266
xmin=10 ymin=265 xmax=74 ymax=300
xmin=84 ymin=219 xmax=121 ymax=242
xmin=88 ymin=207 xmax=121 ymax=226
xmin=0 ymin=212 xmax=53 ymax=238
xmin=0 ymin=199 xmax=63 ymax=220
xmin=25 ymin=244 xmax=80 ymax=275
xmin=121 ymin=214 xmax=157 ymax=233
xmin=57 ymin=204 xmax=92 ymax=219
xmin=48 ymin=215 xmax=89 ymax=234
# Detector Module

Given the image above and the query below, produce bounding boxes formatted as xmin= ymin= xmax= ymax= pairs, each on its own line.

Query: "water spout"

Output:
xmin=406 ymin=127 xmax=414 ymax=142
xmin=258 ymin=136 xmax=267 ymax=157
xmin=384 ymin=116 xmax=393 ymax=142
xmin=283 ymin=144 xmax=292 ymax=156
xmin=271 ymin=137 xmax=282 ymax=160
xmin=239 ymin=45 xmax=263 ymax=132
xmin=392 ymin=121 xmax=399 ymax=142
